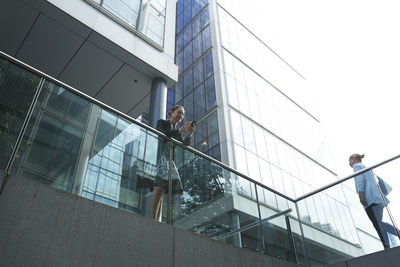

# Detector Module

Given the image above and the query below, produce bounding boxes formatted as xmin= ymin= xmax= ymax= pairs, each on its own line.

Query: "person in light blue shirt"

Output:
xmin=349 ymin=153 xmax=399 ymax=249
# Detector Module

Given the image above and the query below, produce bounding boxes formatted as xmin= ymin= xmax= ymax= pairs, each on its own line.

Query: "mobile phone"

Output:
xmin=191 ymin=120 xmax=197 ymax=127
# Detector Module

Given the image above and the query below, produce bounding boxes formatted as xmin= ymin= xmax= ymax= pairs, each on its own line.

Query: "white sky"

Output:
xmin=260 ymin=1 xmax=400 ymax=224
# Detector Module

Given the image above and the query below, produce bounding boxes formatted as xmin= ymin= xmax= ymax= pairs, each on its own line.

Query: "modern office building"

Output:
xmin=0 ymin=0 xmax=394 ymax=266
xmin=168 ymin=0 xmax=386 ymax=264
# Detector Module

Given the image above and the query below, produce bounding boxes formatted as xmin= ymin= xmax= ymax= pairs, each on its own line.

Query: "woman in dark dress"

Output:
xmin=149 ymin=105 xmax=195 ymax=221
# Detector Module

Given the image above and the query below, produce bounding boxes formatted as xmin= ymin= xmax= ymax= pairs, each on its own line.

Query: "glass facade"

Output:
xmin=169 ymin=0 xmax=388 ymax=264
xmin=169 ymin=0 xmax=220 ymax=159
xmin=89 ymin=0 xmax=167 ymax=47
xmin=217 ymin=0 xmax=362 ymax=258
xmin=213 ymin=0 xmax=386 ymax=264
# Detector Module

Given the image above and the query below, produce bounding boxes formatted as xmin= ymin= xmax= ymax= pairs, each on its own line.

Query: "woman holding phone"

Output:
xmin=149 ymin=105 xmax=196 ymax=221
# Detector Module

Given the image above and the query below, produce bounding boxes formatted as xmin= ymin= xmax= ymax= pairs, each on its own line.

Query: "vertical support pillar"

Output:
xmin=148 ymin=77 xmax=167 ymax=221
xmin=149 ymin=77 xmax=167 ymax=128
xmin=285 ymin=215 xmax=298 ymax=264
xmin=295 ymin=202 xmax=311 ymax=266
xmin=230 ymin=210 xmax=242 ymax=247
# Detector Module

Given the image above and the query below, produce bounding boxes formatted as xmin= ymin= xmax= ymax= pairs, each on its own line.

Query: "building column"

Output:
xmin=149 ymin=77 xmax=167 ymax=128
xmin=143 ymin=77 xmax=167 ymax=217
xmin=230 ymin=210 xmax=243 ymax=247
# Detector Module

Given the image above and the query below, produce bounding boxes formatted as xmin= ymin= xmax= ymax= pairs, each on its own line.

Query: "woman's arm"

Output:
xmin=353 ymin=164 xmax=367 ymax=205
xmin=182 ymin=124 xmax=195 ymax=145
xmin=156 ymin=120 xmax=180 ymax=138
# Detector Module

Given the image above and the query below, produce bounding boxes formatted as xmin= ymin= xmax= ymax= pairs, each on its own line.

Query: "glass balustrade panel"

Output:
xmin=256 ymin=185 xmax=302 ymax=264
xmin=171 ymin=144 xmax=262 ymax=250
xmin=9 ymin=78 xmax=169 ymax=220
xmin=0 ymin=57 xmax=42 ymax=171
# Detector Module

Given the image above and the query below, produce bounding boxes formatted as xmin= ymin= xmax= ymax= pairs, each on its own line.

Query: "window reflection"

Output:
xmin=90 ymin=0 xmax=167 ymax=46
xmin=10 ymin=81 xmax=89 ymax=191
xmin=0 ymin=58 xmax=41 ymax=170
xmin=20 ymin=113 xmax=83 ymax=191
xmin=171 ymin=2 xmax=217 ymax=159
xmin=82 ymin=114 xmax=162 ymax=213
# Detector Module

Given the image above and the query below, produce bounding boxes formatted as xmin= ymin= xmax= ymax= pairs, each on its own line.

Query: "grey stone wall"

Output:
xmin=0 ymin=174 xmax=297 ymax=267
xmin=326 ymin=246 xmax=400 ymax=267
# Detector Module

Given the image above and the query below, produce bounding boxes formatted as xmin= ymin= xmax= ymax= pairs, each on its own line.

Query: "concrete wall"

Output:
xmin=0 ymin=174 xmax=298 ymax=267
xmin=326 ymin=246 xmax=400 ymax=267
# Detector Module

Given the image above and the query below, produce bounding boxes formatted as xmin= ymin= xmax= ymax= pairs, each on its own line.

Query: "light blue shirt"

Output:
xmin=353 ymin=163 xmax=389 ymax=209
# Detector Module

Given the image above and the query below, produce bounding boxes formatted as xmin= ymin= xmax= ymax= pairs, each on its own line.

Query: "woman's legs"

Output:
xmin=366 ymin=204 xmax=389 ymax=248
xmin=149 ymin=186 xmax=165 ymax=221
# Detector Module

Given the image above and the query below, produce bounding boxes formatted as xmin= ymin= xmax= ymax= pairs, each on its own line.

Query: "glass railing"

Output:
xmin=0 ymin=52 xmax=303 ymax=265
xmin=169 ymin=144 xmax=305 ymax=264
xmin=1 ymin=51 xmax=399 ymax=266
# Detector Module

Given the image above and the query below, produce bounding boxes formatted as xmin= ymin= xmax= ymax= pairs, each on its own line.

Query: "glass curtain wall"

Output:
xmin=214 ymin=0 xmax=378 ymax=263
xmin=169 ymin=0 xmax=220 ymax=160
xmin=89 ymin=0 xmax=167 ymax=46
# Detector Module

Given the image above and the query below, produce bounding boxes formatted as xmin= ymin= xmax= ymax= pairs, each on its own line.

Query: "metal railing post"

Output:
xmin=285 ymin=215 xmax=298 ymax=264
xmin=254 ymin=183 xmax=266 ymax=253
xmin=166 ymin=142 xmax=174 ymax=224
xmin=373 ymin=172 xmax=400 ymax=239
xmin=295 ymin=202 xmax=311 ymax=267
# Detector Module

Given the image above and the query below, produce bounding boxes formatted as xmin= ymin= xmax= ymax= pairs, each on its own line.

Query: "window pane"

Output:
xmin=14 ymin=110 xmax=84 ymax=191
xmin=183 ymin=42 xmax=193 ymax=70
xmin=0 ymin=58 xmax=41 ymax=170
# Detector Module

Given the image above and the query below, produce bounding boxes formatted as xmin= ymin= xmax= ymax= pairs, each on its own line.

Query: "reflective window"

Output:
xmin=10 ymin=80 xmax=89 ymax=191
xmin=192 ymin=34 xmax=203 ymax=60
xmin=220 ymin=23 xmax=335 ymax=171
xmin=94 ymin=110 xmax=117 ymax=152
xmin=241 ymin=118 xmax=256 ymax=153
xmin=246 ymin=151 xmax=260 ymax=183
xmin=192 ymin=110 xmax=220 ymax=159
xmin=90 ymin=0 xmax=167 ymax=47
xmin=192 ymin=16 xmax=201 ymax=38
xmin=172 ymin=2 xmax=217 ymax=159
xmin=229 ymin=110 xmax=244 ymax=147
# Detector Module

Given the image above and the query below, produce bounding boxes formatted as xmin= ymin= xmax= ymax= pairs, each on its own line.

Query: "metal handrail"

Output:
xmin=0 ymin=50 xmax=294 ymax=202
xmin=215 ymin=209 xmax=292 ymax=240
xmin=295 ymin=153 xmax=400 ymax=202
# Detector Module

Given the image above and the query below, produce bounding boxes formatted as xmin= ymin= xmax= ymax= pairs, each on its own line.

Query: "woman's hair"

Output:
xmin=349 ymin=153 xmax=365 ymax=162
xmin=167 ymin=105 xmax=185 ymax=117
